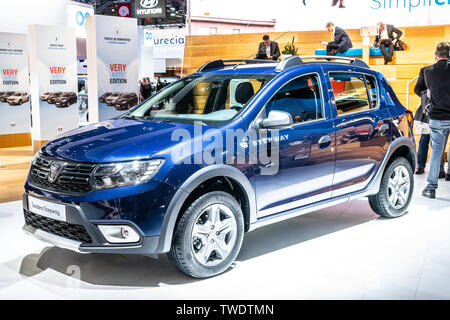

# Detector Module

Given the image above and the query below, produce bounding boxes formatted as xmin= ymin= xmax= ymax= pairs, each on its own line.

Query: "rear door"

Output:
xmin=325 ymin=68 xmax=391 ymax=197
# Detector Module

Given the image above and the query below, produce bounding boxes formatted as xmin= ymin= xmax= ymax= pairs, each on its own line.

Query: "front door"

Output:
xmin=252 ymin=72 xmax=336 ymax=218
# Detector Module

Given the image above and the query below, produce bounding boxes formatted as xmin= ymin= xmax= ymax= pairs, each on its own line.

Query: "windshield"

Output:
xmin=128 ymin=74 xmax=275 ymax=126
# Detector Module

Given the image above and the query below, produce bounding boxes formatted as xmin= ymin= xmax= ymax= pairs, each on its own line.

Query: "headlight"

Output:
xmin=92 ymin=159 xmax=164 ymax=190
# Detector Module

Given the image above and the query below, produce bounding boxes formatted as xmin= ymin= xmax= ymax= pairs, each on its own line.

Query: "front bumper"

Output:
xmin=22 ymin=192 xmax=163 ymax=254
xmin=115 ymin=104 xmax=129 ymax=110
xmin=55 ymin=102 xmax=69 ymax=107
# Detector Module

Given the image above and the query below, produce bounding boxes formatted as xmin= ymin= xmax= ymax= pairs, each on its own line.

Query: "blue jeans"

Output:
xmin=417 ymin=133 xmax=447 ymax=171
xmin=426 ymin=119 xmax=450 ymax=190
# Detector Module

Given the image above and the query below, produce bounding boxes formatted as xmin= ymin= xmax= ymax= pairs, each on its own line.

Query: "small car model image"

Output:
xmin=55 ymin=92 xmax=77 ymax=108
xmin=40 ymin=92 xmax=52 ymax=101
xmin=99 ymin=92 xmax=113 ymax=103
xmin=7 ymin=92 xmax=29 ymax=105
xmin=114 ymin=92 xmax=138 ymax=110
xmin=23 ymin=56 xmax=417 ymax=279
xmin=46 ymin=92 xmax=63 ymax=104
xmin=105 ymin=92 xmax=123 ymax=106
xmin=0 ymin=91 xmax=15 ymax=102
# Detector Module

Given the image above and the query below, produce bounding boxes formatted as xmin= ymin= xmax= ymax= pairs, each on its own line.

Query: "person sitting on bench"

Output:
xmin=322 ymin=22 xmax=353 ymax=56
xmin=374 ymin=22 xmax=403 ymax=65
xmin=256 ymin=34 xmax=281 ymax=61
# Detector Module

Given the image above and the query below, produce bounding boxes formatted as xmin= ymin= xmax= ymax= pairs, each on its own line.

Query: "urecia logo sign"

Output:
xmin=136 ymin=0 xmax=166 ymax=18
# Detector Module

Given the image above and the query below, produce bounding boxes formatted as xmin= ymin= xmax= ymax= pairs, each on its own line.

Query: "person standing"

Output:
xmin=374 ymin=22 xmax=403 ymax=65
xmin=322 ymin=22 xmax=353 ymax=56
xmin=156 ymin=77 xmax=164 ymax=91
xmin=256 ymin=34 xmax=281 ymax=61
xmin=331 ymin=0 xmax=345 ymax=8
xmin=414 ymin=67 xmax=448 ymax=177
xmin=422 ymin=41 xmax=450 ymax=199
xmin=141 ymin=78 xmax=152 ymax=101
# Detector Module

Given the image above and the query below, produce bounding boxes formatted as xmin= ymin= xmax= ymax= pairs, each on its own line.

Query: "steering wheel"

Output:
xmin=230 ymin=105 xmax=242 ymax=111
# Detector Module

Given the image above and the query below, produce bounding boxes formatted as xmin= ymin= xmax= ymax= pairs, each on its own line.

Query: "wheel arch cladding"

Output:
xmin=155 ymin=165 xmax=257 ymax=254
xmin=387 ymin=145 xmax=416 ymax=173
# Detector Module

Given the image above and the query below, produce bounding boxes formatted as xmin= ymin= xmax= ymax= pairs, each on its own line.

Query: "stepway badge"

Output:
xmin=135 ymin=0 xmax=166 ymax=18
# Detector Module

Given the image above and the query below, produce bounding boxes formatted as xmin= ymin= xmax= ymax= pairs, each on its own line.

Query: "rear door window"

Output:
xmin=329 ymin=72 xmax=378 ymax=116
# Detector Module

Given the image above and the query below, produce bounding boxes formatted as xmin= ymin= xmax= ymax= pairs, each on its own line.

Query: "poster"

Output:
xmin=28 ymin=24 xmax=78 ymax=141
xmin=0 ymin=32 xmax=30 ymax=135
xmin=86 ymin=15 xmax=139 ymax=123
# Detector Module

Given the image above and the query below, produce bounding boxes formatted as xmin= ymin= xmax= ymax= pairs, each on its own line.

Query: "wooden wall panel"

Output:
xmin=0 ymin=133 xmax=31 ymax=149
xmin=183 ymin=24 xmax=450 ymax=109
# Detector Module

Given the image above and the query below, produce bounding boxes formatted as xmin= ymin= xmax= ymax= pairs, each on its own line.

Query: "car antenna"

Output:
xmin=232 ymin=30 xmax=293 ymax=70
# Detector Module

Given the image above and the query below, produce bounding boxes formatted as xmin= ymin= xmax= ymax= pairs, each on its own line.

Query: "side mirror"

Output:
xmin=260 ymin=110 xmax=293 ymax=129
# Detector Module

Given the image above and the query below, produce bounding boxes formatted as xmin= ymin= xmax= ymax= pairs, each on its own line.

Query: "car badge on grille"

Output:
xmin=48 ymin=161 xmax=63 ymax=183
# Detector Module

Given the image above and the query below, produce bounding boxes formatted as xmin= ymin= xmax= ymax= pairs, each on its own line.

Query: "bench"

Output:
xmin=315 ymin=48 xmax=395 ymax=58
xmin=314 ymin=48 xmax=363 ymax=57
xmin=369 ymin=47 xmax=395 ymax=57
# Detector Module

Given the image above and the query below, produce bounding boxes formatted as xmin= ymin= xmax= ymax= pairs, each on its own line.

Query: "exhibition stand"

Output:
xmin=86 ymin=15 xmax=139 ymax=123
xmin=0 ymin=32 xmax=31 ymax=148
xmin=28 ymin=24 xmax=78 ymax=153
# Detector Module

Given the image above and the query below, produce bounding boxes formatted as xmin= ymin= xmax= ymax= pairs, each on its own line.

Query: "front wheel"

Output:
xmin=168 ymin=191 xmax=244 ymax=278
xmin=369 ymin=157 xmax=414 ymax=218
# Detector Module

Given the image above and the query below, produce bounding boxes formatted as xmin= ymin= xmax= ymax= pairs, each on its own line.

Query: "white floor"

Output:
xmin=0 ymin=172 xmax=449 ymax=300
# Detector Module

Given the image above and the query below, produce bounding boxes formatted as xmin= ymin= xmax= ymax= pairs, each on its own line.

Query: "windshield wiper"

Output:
xmin=122 ymin=115 xmax=142 ymax=120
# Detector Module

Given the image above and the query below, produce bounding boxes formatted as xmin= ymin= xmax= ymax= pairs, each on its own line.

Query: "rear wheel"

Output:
xmin=369 ymin=157 xmax=413 ymax=218
xmin=168 ymin=191 xmax=244 ymax=278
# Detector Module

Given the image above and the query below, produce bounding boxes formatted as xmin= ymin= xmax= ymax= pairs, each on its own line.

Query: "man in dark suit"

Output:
xmin=422 ymin=41 xmax=450 ymax=199
xmin=375 ymin=22 xmax=403 ymax=64
xmin=256 ymin=34 xmax=280 ymax=61
xmin=323 ymin=22 xmax=352 ymax=56
xmin=414 ymin=67 xmax=448 ymax=177
xmin=331 ymin=0 xmax=345 ymax=8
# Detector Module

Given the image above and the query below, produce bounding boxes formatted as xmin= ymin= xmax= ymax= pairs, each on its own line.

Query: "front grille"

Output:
xmin=29 ymin=155 xmax=97 ymax=194
xmin=24 ymin=209 xmax=92 ymax=243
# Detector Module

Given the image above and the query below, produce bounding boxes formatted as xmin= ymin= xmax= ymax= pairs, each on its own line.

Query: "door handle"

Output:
xmin=379 ymin=123 xmax=390 ymax=136
xmin=318 ymin=135 xmax=332 ymax=149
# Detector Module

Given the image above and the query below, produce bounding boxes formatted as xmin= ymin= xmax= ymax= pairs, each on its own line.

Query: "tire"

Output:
xmin=368 ymin=157 xmax=414 ymax=218
xmin=168 ymin=191 xmax=244 ymax=278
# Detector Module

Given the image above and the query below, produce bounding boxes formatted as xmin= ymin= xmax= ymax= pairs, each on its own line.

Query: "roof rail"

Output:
xmin=197 ymin=55 xmax=370 ymax=73
xmin=300 ymin=55 xmax=370 ymax=69
xmin=275 ymin=55 xmax=303 ymax=71
xmin=198 ymin=59 xmax=277 ymax=72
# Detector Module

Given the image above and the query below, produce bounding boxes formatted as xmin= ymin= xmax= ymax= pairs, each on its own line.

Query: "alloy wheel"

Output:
xmin=191 ymin=203 xmax=237 ymax=267
xmin=387 ymin=165 xmax=410 ymax=210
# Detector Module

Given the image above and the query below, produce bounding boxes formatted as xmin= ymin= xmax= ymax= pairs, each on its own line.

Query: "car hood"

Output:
xmin=40 ymin=119 xmax=196 ymax=163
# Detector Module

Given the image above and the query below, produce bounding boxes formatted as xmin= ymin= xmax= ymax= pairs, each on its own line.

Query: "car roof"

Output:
xmin=194 ymin=56 xmax=373 ymax=77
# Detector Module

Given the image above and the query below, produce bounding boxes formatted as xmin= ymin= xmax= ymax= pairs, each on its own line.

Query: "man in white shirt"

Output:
xmin=256 ymin=35 xmax=280 ymax=61
xmin=375 ymin=22 xmax=403 ymax=65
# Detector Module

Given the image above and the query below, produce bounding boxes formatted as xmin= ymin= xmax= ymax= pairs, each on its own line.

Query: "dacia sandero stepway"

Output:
xmin=23 ymin=56 xmax=416 ymax=278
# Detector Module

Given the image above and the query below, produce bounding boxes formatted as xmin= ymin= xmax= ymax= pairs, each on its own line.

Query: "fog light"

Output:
xmin=97 ymin=225 xmax=141 ymax=244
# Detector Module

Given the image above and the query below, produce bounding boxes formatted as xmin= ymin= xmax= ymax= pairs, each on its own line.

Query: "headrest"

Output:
xmin=235 ymin=82 xmax=254 ymax=105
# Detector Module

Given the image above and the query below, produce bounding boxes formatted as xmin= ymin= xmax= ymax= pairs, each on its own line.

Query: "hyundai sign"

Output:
xmin=135 ymin=0 xmax=166 ymax=18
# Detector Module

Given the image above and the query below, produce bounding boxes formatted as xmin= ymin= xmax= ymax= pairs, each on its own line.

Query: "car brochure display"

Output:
xmin=0 ymin=32 xmax=31 ymax=138
xmin=86 ymin=15 xmax=139 ymax=122
xmin=28 ymin=24 xmax=79 ymax=141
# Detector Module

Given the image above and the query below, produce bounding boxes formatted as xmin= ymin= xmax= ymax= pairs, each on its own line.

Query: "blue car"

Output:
xmin=23 ymin=56 xmax=416 ymax=278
